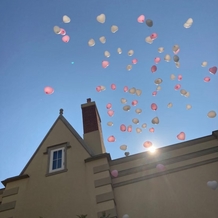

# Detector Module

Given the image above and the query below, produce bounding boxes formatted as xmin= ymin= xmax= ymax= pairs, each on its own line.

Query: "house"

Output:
xmin=0 ymin=98 xmax=218 ymax=218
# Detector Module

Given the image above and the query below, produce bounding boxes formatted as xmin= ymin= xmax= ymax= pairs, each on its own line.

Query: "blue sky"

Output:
xmin=0 ymin=0 xmax=217 ymax=188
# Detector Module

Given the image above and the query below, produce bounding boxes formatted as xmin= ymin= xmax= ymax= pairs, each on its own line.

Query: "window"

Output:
xmin=49 ymin=147 xmax=65 ymax=173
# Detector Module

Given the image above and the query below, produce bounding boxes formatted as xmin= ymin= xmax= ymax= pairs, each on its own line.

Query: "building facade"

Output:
xmin=0 ymin=98 xmax=218 ymax=218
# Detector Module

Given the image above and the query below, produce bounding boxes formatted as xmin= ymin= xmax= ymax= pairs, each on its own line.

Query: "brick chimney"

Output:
xmin=81 ymin=98 xmax=106 ymax=155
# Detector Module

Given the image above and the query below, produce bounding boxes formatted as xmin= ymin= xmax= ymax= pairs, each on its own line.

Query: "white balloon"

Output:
xmin=152 ymin=117 xmax=159 ymax=124
xmin=99 ymin=36 xmax=106 ymax=44
xmin=207 ymin=181 xmax=218 ymax=190
xmin=53 ymin=26 xmax=61 ymax=34
xmin=120 ymin=145 xmax=127 ymax=151
xmin=186 ymin=18 xmax=193 ymax=24
xmin=121 ymin=98 xmax=127 ymax=104
xmin=97 ymin=14 xmax=106 ymax=23
xmin=158 ymin=47 xmax=164 ymax=53
xmin=129 ymin=88 xmax=136 ymax=94
xmin=201 ymin=61 xmax=208 ymax=67
xmin=170 ymin=74 xmax=176 ymax=80
xmin=123 ymin=214 xmax=129 ymax=218
xmin=126 ymin=65 xmax=132 ymax=71
xmin=186 ymin=104 xmax=192 ymax=110
xmin=136 ymin=89 xmax=142 ymax=96
xmin=128 ymin=50 xmax=134 ymax=56
xmin=136 ymin=128 xmax=142 ymax=133
xmin=145 ymin=36 xmax=153 ymax=44
xmin=123 ymin=105 xmax=131 ymax=111
xmin=135 ymin=108 xmax=142 ymax=114
xmin=132 ymin=118 xmax=139 ymax=124
xmin=180 ymin=89 xmax=187 ymax=96
xmin=88 ymin=39 xmax=95 ymax=47
xmin=142 ymin=123 xmax=147 ymax=128
xmin=104 ymin=51 xmax=110 ymax=58
xmin=63 ymin=15 xmax=71 ymax=23
xmin=207 ymin=111 xmax=216 ymax=118
xmin=167 ymin=103 xmax=173 ymax=108
xmin=111 ymin=25 xmax=118 ymax=33
xmin=100 ymin=86 xmax=106 ymax=91
xmin=117 ymin=48 xmax=122 ymax=54
xmin=156 ymin=86 xmax=161 ymax=91
xmin=184 ymin=92 xmax=190 ymax=97
xmin=107 ymin=122 xmax=113 ymax=126
xmin=164 ymin=54 xmax=171 ymax=62
xmin=154 ymin=78 xmax=163 ymax=85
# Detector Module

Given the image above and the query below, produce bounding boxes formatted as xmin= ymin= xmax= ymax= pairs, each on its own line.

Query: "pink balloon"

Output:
xmin=204 ymin=77 xmax=210 ymax=82
xmin=96 ymin=86 xmax=101 ymax=92
xmin=107 ymin=110 xmax=114 ymax=117
xmin=178 ymin=75 xmax=182 ymax=81
xmin=102 ymin=61 xmax=109 ymax=68
xmin=151 ymin=65 xmax=157 ymax=73
xmin=132 ymin=59 xmax=138 ymax=64
xmin=111 ymin=84 xmax=116 ymax=90
xmin=62 ymin=35 xmax=70 ymax=43
xmin=60 ymin=28 xmax=66 ymax=35
xmin=44 ymin=86 xmax=54 ymax=95
xmin=124 ymin=86 xmax=128 ymax=92
xmin=120 ymin=124 xmax=126 ymax=132
xmin=149 ymin=127 xmax=155 ymax=133
xmin=137 ymin=15 xmax=145 ymax=23
xmin=127 ymin=125 xmax=132 ymax=132
xmin=156 ymin=164 xmax=165 ymax=171
xmin=143 ymin=141 xmax=152 ymax=148
xmin=151 ymin=103 xmax=157 ymax=111
xmin=154 ymin=57 xmax=161 ymax=64
xmin=111 ymin=170 xmax=118 ymax=178
xmin=177 ymin=132 xmax=185 ymax=140
xmin=173 ymin=49 xmax=180 ymax=54
xmin=209 ymin=66 xmax=217 ymax=75
xmin=106 ymin=103 xmax=112 ymax=109
xmin=174 ymin=84 xmax=181 ymax=90
xmin=152 ymin=91 xmax=157 ymax=96
xmin=108 ymin=136 xmax=115 ymax=142
xmin=150 ymin=33 xmax=158 ymax=40
xmin=132 ymin=100 xmax=138 ymax=106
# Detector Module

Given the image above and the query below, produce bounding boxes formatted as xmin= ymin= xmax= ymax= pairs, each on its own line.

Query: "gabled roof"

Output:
xmin=20 ymin=113 xmax=95 ymax=175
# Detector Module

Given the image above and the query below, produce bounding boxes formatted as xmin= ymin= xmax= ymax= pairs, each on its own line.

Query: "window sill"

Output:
xmin=45 ymin=169 xmax=68 ymax=177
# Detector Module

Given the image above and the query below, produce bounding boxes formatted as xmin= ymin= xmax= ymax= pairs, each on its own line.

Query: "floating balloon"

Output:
xmin=62 ymin=35 xmax=70 ymax=43
xmin=99 ymin=36 xmax=106 ymax=44
xmin=207 ymin=111 xmax=216 ymax=118
xmin=152 ymin=91 xmax=157 ymax=96
xmin=136 ymin=128 xmax=142 ymax=133
xmin=53 ymin=26 xmax=61 ymax=34
xmin=111 ymin=25 xmax=118 ymax=33
xmin=150 ymin=33 xmax=158 ymax=40
xmin=151 ymin=65 xmax=157 ymax=73
xmin=107 ymin=110 xmax=114 ymax=117
xmin=44 ymin=86 xmax=54 ymax=95
xmin=88 ymin=39 xmax=95 ymax=47
xmin=135 ymin=108 xmax=142 ymax=114
xmin=184 ymin=23 xmax=191 ymax=28
xmin=156 ymin=86 xmax=161 ymax=91
xmin=142 ymin=123 xmax=147 ymax=128
xmin=132 ymin=118 xmax=139 ymax=124
xmin=174 ymin=84 xmax=181 ymax=90
xmin=156 ymin=164 xmax=165 ymax=171
xmin=149 ymin=128 xmax=155 ymax=133
xmin=132 ymin=59 xmax=138 ymax=64
xmin=209 ymin=66 xmax=217 ymax=75
xmin=180 ymin=89 xmax=187 ymax=96
xmin=185 ymin=92 xmax=190 ymax=97
xmin=154 ymin=57 xmax=161 ymax=64
xmin=184 ymin=18 xmax=193 ymax=28
xmin=178 ymin=75 xmax=182 ymax=81
xmin=63 ymin=15 xmax=71 ymax=23
xmin=96 ymin=86 xmax=101 ymax=92
xmin=108 ymin=135 xmax=115 ymax=142
xmin=123 ymin=214 xmax=129 ymax=218
xmin=151 ymin=103 xmax=157 ymax=111
xmin=123 ymin=105 xmax=131 ymax=111
xmin=132 ymin=100 xmax=138 ymax=106
xmin=143 ymin=141 xmax=152 ymax=148
xmin=129 ymin=88 xmax=136 ymax=94
xmin=102 ymin=61 xmax=109 ymax=68
xmin=164 ymin=54 xmax=171 ymax=62
xmin=173 ymin=55 xmax=179 ymax=62
xmin=173 ymin=45 xmax=179 ymax=52
xmin=175 ymin=62 xmax=180 ymax=68
xmin=154 ymin=78 xmax=163 ymax=85
xmin=136 ymin=89 xmax=142 ymax=96
xmin=117 ymin=48 xmax=122 ymax=54
xmin=186 ymin=104 xmax=192 ymax=110
xmin=120 ymin=145 xmax=127 ymax=151
xmin=207 ymin=181 xmax=217 ymax=190
xmin=137 ymin=15 xmax=145 ymax=23
xmin=104 ymin=51 xmax=110 ymax=58
xmin=146 ymin=19 xmax=153 ymax=27
xmin=111 ymin=84 xmax=116 ymax=90
xmin=120 ymin=124 xmax=126 ymax=132
xmin=125 ymin=152 xmax=130 ymax=157
xmin=158 ymin=47 xmax=164 ymax=53
xmin=100 ymin=86 xmax=106 ymax=91
xmin=121 ymin=98 xmax=127 ymax=104
xmin=170 ymin=74 xmax=176 ymax=80
xmin=106 ymin=103 xmax=112 ymax=109
xmin=126 ymin=65 xmax=132 ymax=71
xmin=124 ymin=86 xmax=128 ymax=92
xmin=152 ymin=117 xmax=159 ymax=124
xmin=107 ymin=122 xmax=113 ymax=126
xmin=60 ymin=28 xmax=66 ymax=35
xmin=167 ymin=103 xmax=173 ymax=108
xmin=128 ymin=50 xmax=134 ymax=56
xmin=173 ymin=49 xmax=180 ymax=55
xmin=204 ymin=77 xmax=210 ymax=82
xmin=111 ymin=170 xmax=118 ymax=178
xmin=145 ymin=36 xmax=153 ymax=44
xmin=177 ymin=132 xmax=185 ymax=140
xmin=127 ymin=125 xmax=132 ymax=132
xmin=97 ymin=14 xmax=106 ymax=23
xmin=201 ymin=61 xmax=207 ymax=67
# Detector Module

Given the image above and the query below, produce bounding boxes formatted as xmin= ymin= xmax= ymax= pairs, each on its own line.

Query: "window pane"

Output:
xmin=53 ymin=151 xmax=57 ymax=160
xmin=58 ymin=150 xmax=62 ymax=158
xmin=57 ymin=159 xmax=62 ymax=168
xmin=52 ymin=160 xmax=57 ymax=170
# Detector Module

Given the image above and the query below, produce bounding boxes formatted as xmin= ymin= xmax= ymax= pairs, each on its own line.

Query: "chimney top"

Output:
xmin=87 ymin=98 xmax=91 ymax=103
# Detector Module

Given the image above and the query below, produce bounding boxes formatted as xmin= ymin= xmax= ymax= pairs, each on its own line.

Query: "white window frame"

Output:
xmin=49 ymin=147 xmax=65 ymax=173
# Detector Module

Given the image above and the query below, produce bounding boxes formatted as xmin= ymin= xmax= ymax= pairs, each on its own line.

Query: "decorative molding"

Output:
xmin=95 ymin=177 xmax=112 ymax=188
xmin=93 ymin=164 xmax=110 ymax=174
xmin=85 ymin=153 xmax=111 ymax=163
xmin=1 ymin=175 xmax=29 ymax=187
xmin=0 ymin=201 xmax=16 ymax=212
xmin=96 ymin=192 xmax=114 ymax=204
xmin=2 ymin=187 xmax=19 ymax=198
